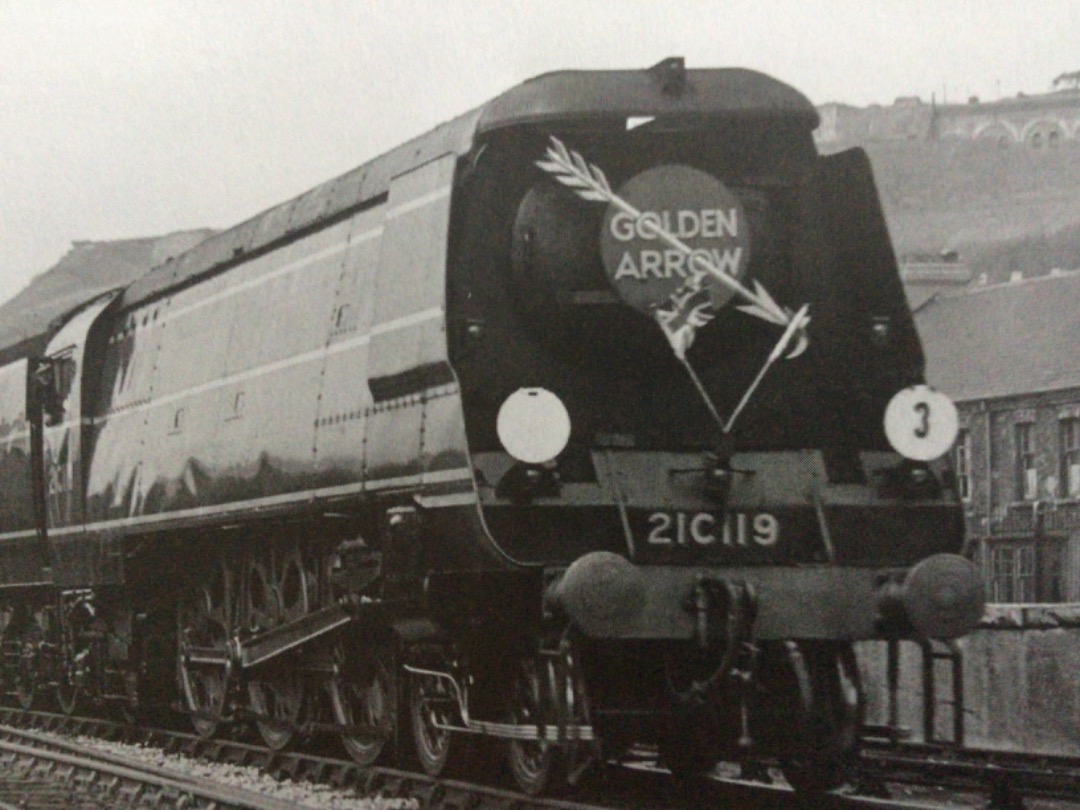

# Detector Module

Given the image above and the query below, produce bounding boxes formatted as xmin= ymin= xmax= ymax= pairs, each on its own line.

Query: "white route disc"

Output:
xmin=884 ymin=385 xmax=959 ymax=461
xmin=496 ymin=388 xmax=571 ymax=464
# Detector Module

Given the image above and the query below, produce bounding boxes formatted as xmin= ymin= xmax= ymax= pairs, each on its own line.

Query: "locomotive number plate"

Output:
xmin=645 ymin=510 xmax=779 ymax=548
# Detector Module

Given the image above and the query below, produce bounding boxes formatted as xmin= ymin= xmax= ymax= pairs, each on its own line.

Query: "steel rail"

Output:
xmin=859 ymin=739 xmax=1080 ymax=809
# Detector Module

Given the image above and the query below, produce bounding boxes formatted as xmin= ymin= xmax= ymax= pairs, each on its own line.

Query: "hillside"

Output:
xmin=0 ymin=230 xmax=214 ymax=352
xmin=830 ymin=139 xmax=1080 ymax=281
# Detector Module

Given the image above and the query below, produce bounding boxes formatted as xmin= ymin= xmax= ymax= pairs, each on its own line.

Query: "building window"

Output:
xmin=985 ymin=537 xmax=1065 ymax=603
xmin=988 ymin=544 xmax=1035 ymax=602
xmin=1015 ymin=422 xmax=1036 ymax=500
xmin=954 ymin=429 xmax=972 ymax=501
xmin=1061 ymin=418 xmax=1080 ymax=498
xmin=1041 ymin=542 xmax=1065 ymax=602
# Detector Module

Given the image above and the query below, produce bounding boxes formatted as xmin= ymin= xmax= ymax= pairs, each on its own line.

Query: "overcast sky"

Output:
xmin=1 ymin=0 xmax=1078 ymax=306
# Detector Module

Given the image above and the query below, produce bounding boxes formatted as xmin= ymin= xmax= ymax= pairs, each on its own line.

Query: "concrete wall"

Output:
xmin=857 ymin=604 xmax=1080 ymax=754
xmin=816 ymin=101 xmax=934 ymax=144
xmin=936 ymin=97 xmax=1080 ymax=145
xmin=816 ymin=92 xmax=1080 ymax=147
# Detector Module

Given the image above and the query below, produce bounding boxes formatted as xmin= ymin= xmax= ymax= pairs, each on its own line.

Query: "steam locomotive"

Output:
xmin=0 ymin=58 xmax=983 ymax=795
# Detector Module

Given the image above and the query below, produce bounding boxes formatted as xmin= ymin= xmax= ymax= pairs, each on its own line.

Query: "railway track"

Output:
xmin=860 ymin=739 xmax=1080 ymax=809
xmin=0 ymin=708 xmax=617 ymax=810
xmin=0 ymin=722 xmax=317 ymax=809
xmin=0 ymin=707 xmax=1046 ymax=810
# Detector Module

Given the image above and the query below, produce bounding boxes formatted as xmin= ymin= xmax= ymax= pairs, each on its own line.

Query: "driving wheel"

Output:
xmin=245 ymin=546 xmax=310 ymax=750
xmin=328 ymin=641 xmax=395 ymax=766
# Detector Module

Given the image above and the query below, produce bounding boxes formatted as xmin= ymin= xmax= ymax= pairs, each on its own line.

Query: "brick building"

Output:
xmin=914 ymin=270 xmax=1080 ymax=602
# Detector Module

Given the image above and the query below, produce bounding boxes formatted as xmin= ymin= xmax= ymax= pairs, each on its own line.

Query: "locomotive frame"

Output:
xmin=0 ymin=58 xmax=983 ymax=796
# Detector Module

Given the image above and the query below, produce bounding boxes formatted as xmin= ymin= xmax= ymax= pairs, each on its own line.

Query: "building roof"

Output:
xmin=904 ymin=285 xmax=952 ymax=311
xmin=915 ymin=270 xmax=1080 ymax=402
xmin=901 ymin=257 xmax=973 ymax=311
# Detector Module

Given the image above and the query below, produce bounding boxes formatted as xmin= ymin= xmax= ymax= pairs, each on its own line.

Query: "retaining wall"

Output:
xmin=856 ymin=604 xmax=1080 ymax=755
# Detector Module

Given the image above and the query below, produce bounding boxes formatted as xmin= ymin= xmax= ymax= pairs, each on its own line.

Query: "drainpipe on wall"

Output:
xmin=984 ymin=405 xmax=994 ymax=578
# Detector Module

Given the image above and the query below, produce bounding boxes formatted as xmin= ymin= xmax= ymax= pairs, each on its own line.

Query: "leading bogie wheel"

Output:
xmin=507 ymin=657 xmax=565 ymax=796
xmin=408 ymin=669 xmax=466 ymax=777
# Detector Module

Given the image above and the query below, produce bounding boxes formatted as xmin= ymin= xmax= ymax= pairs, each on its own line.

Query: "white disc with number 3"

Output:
xmin=884 ymin=385 xmax=959 ymax=461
